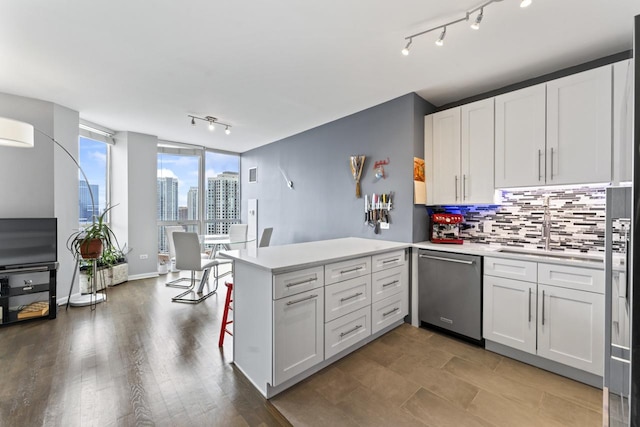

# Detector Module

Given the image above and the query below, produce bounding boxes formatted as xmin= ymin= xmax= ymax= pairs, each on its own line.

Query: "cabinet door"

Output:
xmin=537 ymin=284 xmax=604 ymax=376
xmin=273 ymin=289 xmax=324 ymax=386
xmin=613 ymin=59 xmax=633 ymax=183
xmin=495 ymin=84 xmax=546 ymax=188
xmin=483 ymin=275 xmax=536 ymax=354
xmin=546 ymin=65 xmax=612 ymax=185
xmin=430 ymin=107 xmax=461 ymax=204
xmin=461 ymin=98 xmax=495 ymax=204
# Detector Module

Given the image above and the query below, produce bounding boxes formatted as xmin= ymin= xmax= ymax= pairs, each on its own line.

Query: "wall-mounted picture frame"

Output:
xmin=248 ymin=167 xmax=257 ymax=183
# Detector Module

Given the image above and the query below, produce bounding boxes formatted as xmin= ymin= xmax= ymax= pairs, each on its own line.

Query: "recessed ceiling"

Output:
xmin=0 ymin=1 xmax=638 ymax=153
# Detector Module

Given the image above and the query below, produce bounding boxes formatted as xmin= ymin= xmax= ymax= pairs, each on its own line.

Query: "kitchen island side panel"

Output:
xmin=233 ymin=262 xmax=274 ymax=395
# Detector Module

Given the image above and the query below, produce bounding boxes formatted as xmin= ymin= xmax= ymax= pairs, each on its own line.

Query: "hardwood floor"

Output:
xmin=0 ymin=273 xmax=603 ymax=426
xmin=0 ymin=273 xmax=290 ymax=427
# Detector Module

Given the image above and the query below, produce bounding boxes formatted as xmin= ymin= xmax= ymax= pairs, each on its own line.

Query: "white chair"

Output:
xmin=165 ymin=226 xmax=193 ymax=288
xmin=259 ymin=227 xmax=273 ymax=248
xmin=227 ymin=224 xmax=249 ymax=249
xmin=171 ymin=232 xmax=225 ymax=304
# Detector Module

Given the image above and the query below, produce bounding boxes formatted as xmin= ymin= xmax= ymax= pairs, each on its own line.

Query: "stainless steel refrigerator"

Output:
xmin=605 ymin=186 xmax=632 ymax=426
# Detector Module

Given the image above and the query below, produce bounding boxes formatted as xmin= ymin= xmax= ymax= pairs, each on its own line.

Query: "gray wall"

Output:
xmin=241 ymin=93 xmax=435 ymax=245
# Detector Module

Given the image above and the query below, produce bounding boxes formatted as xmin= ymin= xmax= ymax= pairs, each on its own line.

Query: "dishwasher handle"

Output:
xmin=419 ymin=254 xmax=474 ymax=265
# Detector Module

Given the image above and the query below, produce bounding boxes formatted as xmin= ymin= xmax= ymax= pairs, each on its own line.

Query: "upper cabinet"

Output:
xmin=546 ymin=65 xmax=612 ymax=185
xmin=495 ymin=65 xmax=613 ymax=188
xmin=613 ymin=59 xmax=633 ymax=183
xmin=425 ymin=99 xmax=494 ymax=205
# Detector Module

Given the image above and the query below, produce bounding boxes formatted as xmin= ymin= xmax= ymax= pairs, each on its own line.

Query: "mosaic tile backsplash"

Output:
xmin=433 ymin=186 xmax=617 ymax=254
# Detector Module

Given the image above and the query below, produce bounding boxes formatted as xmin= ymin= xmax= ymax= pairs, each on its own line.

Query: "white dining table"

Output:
xmin=200 ymin=235 xmax=255 ymax=258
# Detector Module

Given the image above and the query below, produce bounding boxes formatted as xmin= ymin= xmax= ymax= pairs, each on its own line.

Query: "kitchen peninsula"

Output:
xmin=219 ymin=237 xmax=410 ymax=398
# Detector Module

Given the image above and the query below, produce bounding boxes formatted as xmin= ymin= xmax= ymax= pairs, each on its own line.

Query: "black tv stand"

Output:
xmin=0 ymin=262 xmax=57 ymax=325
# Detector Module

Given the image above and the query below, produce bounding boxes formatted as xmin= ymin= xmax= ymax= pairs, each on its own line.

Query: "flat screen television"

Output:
xmin=0 ymin=218 xmax=57 ymax=269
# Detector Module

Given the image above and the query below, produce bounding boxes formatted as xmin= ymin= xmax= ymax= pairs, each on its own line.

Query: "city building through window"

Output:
xmin=78 ymin=136 xmax=109 ymax=225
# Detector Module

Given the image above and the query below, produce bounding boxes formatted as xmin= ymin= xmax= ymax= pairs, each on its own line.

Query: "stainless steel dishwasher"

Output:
xmin=418 ymin=249 xmax=482 ymax=342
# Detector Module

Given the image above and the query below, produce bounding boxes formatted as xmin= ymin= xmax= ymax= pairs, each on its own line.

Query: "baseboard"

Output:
xmin=127 ymin=272 xmax=159 ymax=281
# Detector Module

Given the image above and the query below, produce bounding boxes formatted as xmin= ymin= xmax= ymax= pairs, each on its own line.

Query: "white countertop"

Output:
xmin=219 ymin=237 xmax=411 ymax=274
xmin=413 ymin=241 xmax=615 ymax=270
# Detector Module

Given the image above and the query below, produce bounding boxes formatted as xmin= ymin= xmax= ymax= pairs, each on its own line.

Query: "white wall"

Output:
xmin=0 ymin=93 xmax=79 ymax=304
xmin=112 ymin=131 xmax=158 ymax=278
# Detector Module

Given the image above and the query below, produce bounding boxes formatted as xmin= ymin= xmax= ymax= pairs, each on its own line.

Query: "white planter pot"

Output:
xmin=79 ymin=263 xmax=128 ymax=293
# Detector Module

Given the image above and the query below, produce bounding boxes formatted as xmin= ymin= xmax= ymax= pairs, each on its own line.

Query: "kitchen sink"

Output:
xmin=494 ymin=248 xmax=604 ymax=263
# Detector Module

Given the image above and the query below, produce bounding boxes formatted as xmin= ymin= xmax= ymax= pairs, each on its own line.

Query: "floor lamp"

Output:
xmin=0 ymin=116 xmax=106 ymax=307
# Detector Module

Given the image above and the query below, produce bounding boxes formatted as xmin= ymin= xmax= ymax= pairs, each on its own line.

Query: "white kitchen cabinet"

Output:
xmin=495 ymin=65 xmax=613 ymax=188
xmin=537 ymin=284 xmax=604 ymax=376
xmin=325 ymin=306 xmax=371 ymax=359
xmin=429 ymin=107 xmax=461 ymax=204
xmin=484 ymin=257 xmax=604 ymax=377
xmin=324 ymin=274 xmax=371 ymax=322
xmin=613 ymin=59 xmax=633 ymax=183
xmin=461 ymin=98 xmax=495 ymax=204
xmin=425 ymin=100 xmax=495 ymax=205
xmin=274 ymin=289 xmax=324 ymax=386
xmin=495 ymin=84 xmax=546 ymax=188
xmin=546 ymin=65 xmax=612 ymax=185
xmin=483 ymin=275 xmax=536 ymax=354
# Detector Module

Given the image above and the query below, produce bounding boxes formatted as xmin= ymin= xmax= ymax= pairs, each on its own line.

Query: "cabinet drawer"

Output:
xmin=371 ymin=250 xmax=405 ymax=273
xmin=325 ymin=275 xmax=371 ymax=322
xmin=371 ymin=292 xmax=406 ymax=334
xmin=324 ymin=256 xmax=371 ymax=285
xmin=273 ymin=266 xmax=324 ymax=300
xmin=538 ymin=263 xmax=604 ymax=294
xmin=371 ymin=265 xmax=404 ymax=303
xmin=325 ymin=306 xmax=371 ymax=359
xmin=484 ymin=257 xmax=537 ymax=283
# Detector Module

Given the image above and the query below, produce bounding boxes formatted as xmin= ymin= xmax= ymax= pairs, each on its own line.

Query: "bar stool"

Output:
xmin=219 ymin=282 xmax=233 ymax=347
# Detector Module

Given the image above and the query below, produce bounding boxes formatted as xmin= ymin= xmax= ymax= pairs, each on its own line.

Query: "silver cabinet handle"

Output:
xmin=340 ymin=266 xmax=363 ymax=275
xmin=528 ymin=288 xmax=532 ymax=322
xmin=383 ymin=307 xmax=400 ymax=317
xmin=541 ymin=290 xmax=545 ymax=326
xmin=286 ymin=294 xmax=318 ymax=306
xmin=463 ymin=174 xmax=467 ymax=200
xmin=286 ymin=277 xmax=316 ymax=287
xmin=455 ymin=175 xmax=459 ymax=201
xmin=340 ymin=324 xmax=363 ymax=338
xmin=23 ymin=286 xmax=33 ymax=291
xmin=340 ymin=292 xmax=363 ymax=302
xmin=382 ymin=280 xmax=399 ymax=288
xmin=419 ymin=254 xmax=473 ymax=265
xmin=538 ymin=149 xmax=542 ymax=181
xmin=382 ymin=258 xmax=399 ymax=264
xmin=550 ymin=147 xmax=554 ymax=180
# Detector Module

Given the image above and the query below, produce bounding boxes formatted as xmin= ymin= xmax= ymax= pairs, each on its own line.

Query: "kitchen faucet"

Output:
xmin=542 ymin=195 xmax=551 ymax=251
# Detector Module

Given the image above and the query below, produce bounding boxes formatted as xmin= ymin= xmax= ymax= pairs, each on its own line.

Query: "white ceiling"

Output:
xmin=1 ymin=1 xmax=639 ymax=153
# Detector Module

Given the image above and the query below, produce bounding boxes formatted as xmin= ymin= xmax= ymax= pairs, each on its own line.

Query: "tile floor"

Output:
xmin=271 ymin=324 xmax=602 ymax=427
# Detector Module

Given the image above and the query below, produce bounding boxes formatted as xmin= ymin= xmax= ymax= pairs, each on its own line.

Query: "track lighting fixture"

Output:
xmin=435 ymin=27 xmax=446 ymax=46
xmin=401 ymin=38 xmax=412 ymax=56
xmin=188 ymin=115 xmax=232 ymax=135
xmin=402 ymin=0 xmax=531 ymax=54
xmin=471 ymin=8 xmax=483 ymax=30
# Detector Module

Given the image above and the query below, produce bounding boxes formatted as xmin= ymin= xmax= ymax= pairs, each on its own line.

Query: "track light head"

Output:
xmin=520 ymin=0 xmax=532 ymax=8
xmin=191 ymin=117 xmax=196 ymax=126
xmin=471 ymin=9 xmax=483 ymax=30
xmin=401 ymin=39 xmax=412 ymax=56
xmin=208 ymin=120 xmax=215 ymax=131
xmin=225 ymin=126 xmax=231 ymax=135
xmin=435 ymin=27 xmax=446 ymax=46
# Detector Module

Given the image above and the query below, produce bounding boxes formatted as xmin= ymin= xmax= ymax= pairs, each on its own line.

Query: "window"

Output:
xmin=156 ymin=145 xmax=240 ymax=255
xmin=78 ymin=136 xmax=109 ymax=224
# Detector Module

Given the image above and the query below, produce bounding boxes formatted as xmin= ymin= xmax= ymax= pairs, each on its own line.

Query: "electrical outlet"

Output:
xmin=139 ymin=254 xmax=148 ymax=260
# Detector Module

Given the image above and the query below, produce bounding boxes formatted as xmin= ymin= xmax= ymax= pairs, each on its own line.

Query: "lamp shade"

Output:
xmin=0 ymin=117 xmax=34 ymax=148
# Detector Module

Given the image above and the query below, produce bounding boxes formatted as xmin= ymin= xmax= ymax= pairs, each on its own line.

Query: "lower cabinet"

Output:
xmin=325 ymin=306 xmax=371 ymax=359
xmin=483 ymin=257 xmax=604 ymax=376
xmin=274 ymin=289 xmax=324 ymax=386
